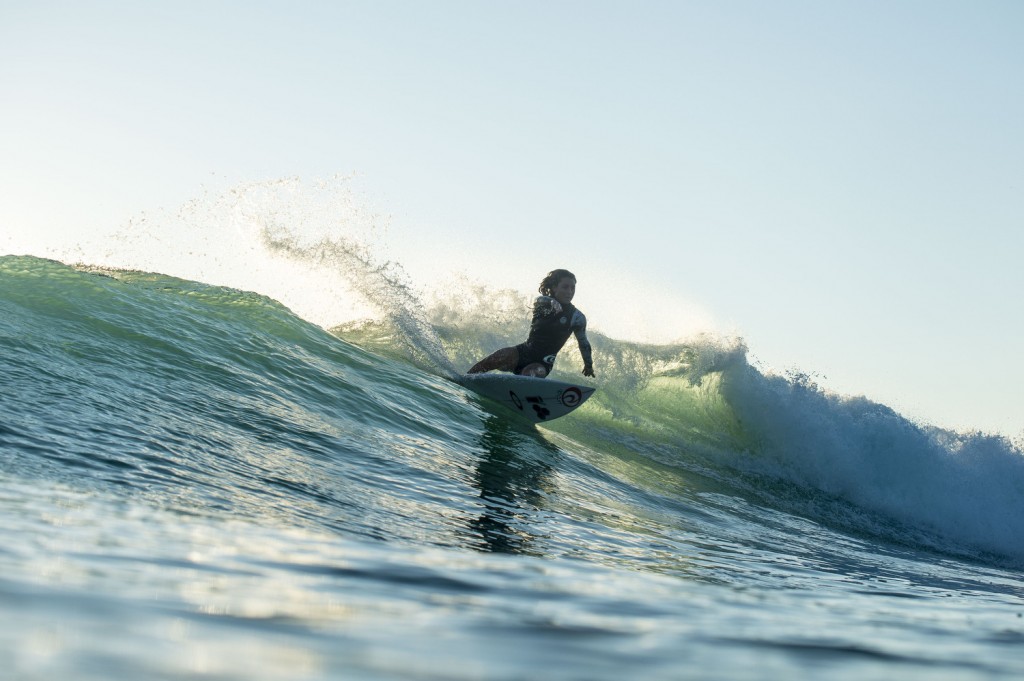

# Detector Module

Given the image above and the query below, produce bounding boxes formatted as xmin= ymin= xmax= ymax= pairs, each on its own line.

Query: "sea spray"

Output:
xmin=253 ymin=207 xmax=457 ymax=376
xmin=49 ymin=175 xmax=392 ymax=330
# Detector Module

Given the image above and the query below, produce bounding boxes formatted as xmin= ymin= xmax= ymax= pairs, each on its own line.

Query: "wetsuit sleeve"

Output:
xmin=534 ymin=295 xmax=561 ymax=316
xmin=573 ymin=312 xmax=593 ymax=369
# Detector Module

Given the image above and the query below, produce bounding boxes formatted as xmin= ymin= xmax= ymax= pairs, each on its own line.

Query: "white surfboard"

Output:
xmin=459 ymin=373 xmax=596 ymax=423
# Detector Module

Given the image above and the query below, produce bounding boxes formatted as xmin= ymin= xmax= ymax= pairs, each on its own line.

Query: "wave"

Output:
xmin=4 ymin=177 xmax=1024 ymax=566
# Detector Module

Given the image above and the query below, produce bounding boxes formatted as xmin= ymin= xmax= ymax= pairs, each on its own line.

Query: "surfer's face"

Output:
xmin=552 ymin=277 xmax=576 ymax=305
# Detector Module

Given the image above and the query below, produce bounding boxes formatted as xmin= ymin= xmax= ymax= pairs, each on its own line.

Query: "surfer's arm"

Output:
xmin=572 ymin=313 xmax=595 ymax=377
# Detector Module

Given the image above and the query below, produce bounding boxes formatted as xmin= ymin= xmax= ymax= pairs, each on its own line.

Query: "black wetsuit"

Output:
xmin=514 ymin=296 xmax=593 ymax=376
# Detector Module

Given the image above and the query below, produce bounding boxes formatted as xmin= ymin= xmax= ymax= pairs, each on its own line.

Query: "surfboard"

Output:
xmin=459 ymin=373 xmax=596 ymax=423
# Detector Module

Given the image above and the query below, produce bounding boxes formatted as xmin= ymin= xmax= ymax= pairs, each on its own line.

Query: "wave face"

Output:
xmin=3 ymin=217 xmax=1024 ymax=678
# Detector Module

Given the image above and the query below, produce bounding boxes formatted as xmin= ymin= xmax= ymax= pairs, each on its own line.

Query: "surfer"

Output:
xmin=468 ymin=269 xmax=595 ymax=379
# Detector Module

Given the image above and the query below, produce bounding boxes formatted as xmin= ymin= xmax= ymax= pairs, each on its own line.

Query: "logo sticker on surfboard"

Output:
xmin=559 ymin=387 xmax=583 ymax=408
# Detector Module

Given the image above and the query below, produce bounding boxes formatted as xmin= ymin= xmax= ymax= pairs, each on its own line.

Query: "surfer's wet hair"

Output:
xmin=539 ymin=269 xmax=576 ymax=297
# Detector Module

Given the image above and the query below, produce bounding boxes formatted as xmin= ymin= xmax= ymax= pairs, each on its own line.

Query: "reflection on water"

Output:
xmin=467 ymin=415 xmax=561 ymax=555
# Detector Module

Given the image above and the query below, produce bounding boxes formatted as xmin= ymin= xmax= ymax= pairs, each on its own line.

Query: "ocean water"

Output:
xmin=3 ymin=193 xmax=1024 ymax=679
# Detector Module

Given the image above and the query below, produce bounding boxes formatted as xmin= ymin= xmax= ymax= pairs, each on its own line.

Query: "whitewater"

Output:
xmin=2 ymin=178 xmax=1023 ymax=680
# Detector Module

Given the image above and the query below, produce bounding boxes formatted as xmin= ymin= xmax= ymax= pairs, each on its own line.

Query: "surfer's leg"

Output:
xmin=468 ymin=346 xmax=518 ymax=374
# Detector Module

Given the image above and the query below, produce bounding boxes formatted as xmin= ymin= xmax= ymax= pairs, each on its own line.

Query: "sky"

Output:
xmin=2 ymin=1 xmax=1022 ymax=436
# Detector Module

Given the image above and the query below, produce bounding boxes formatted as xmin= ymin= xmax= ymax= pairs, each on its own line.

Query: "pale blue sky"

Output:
xmin=2 ymin=1 xmax=1022 ymax=435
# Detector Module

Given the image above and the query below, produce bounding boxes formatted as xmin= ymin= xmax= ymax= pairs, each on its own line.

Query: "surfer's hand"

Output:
xmin=550 ymin=299 xmax=562 ymax=314
xmin=582 ymin=364 xmax=595 ymax=377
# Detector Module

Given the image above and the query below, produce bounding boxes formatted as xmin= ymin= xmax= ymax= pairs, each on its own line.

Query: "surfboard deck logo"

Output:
xmin=459 ymin=374 xmax=595 ymax=423
xmin=560 ymin=386 xmax=583 ymax=407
